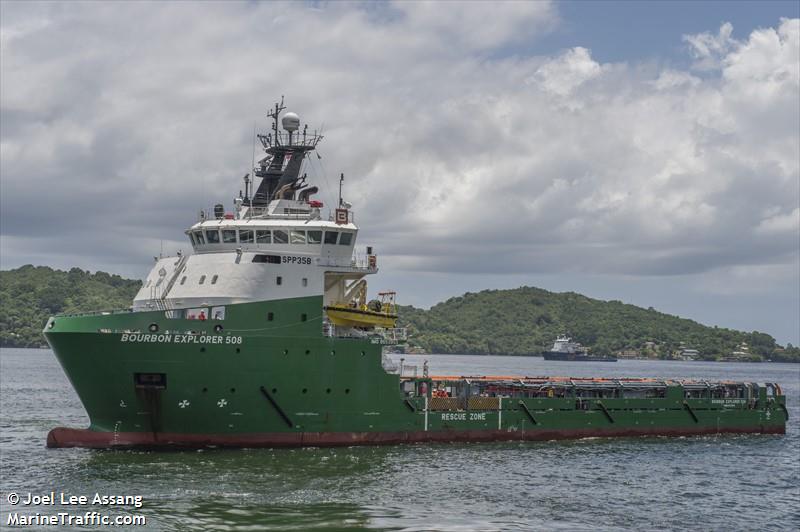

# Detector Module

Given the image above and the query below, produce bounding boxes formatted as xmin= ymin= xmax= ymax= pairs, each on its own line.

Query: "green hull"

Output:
xmin=44 ymin=298 xmax=788 ymax=449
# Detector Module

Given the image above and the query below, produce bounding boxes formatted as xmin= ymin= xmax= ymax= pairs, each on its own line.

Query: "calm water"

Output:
xmin=1 ymin=348 xmax=798 ymax=531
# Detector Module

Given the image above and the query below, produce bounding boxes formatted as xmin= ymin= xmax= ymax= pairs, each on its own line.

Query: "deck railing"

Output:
xmin=55 ymin=308 xmax=134 ymax=318
xmin=427 ymin=396 xmax=501 ymax=411
xmin=317 ymin=256 xmax=376 ymax=272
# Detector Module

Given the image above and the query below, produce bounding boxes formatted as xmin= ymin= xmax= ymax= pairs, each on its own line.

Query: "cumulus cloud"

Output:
xmin=531 ymin=46 xmax=604 ymax=96
xmin=1 ymin=5 xmax=798 ymax=305
xmin=393 ymin=0 xmax=557 ymax=52
xmin=683 ymin=21 xmax=737 ymax=70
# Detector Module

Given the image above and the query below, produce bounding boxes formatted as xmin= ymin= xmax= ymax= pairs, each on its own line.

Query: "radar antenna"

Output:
xmin=267 ymin=96 xmax=286 ymax=146
xmin=250 ymin=98 xmax=324 ymax=205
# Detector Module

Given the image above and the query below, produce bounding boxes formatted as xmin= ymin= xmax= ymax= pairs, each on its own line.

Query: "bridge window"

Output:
xmin=253 ymin=254 xmax=281 ymax=264
xmin=199 ymin=275 xmax=206 ymax=285
xmin=307 ymin=230 xmax=322 ymax=244
xmin=256 ymin=230 xmax=271 ymax=244
xmin=189 ymin=233 xmax=197 ymax=246
xmin=222 ymin=230 xmax=237 ymax=243
xmin=205 ymin=230 xmax=220 ymax=244
xmin=324 ymin=231 xmax=338 ymax=244
xmin=267 ymin=312 xmax=274 ymax=321
xmin=290 ymin=230 xmax=306 ymax=244
xmin=274 ymin=230 xmax=288 ymax=244
xmin=339 ymin=232 xmax=353 ymax=246
xmin=194 ymin=231 xmax=205 ymax=245
xmin=239 ymin=229 xmax=254 ymax=243
xmin=211 ymin=274 xmax=218 ymax=284
xmin=212 ymin=306 xmax=225 ymax=320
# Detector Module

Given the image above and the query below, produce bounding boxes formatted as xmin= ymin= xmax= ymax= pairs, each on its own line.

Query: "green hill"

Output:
xmin=0 ymin=265 xmax=142 ymax=348
xmin=0 ymin=267 xmax=797 ymax=361
xmin=398 ymin=287 xmax=800 ymax=362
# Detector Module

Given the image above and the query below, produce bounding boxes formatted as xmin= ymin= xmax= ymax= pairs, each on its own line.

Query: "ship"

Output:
xmin=44 ymin=101 xmax=787 ymax=448
xmin=543 ymin=335 xmax=617 ymax=362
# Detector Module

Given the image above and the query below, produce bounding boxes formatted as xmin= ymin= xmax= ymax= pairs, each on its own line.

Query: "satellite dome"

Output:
xmin=282 ymin=112 xmax=300 ymax=132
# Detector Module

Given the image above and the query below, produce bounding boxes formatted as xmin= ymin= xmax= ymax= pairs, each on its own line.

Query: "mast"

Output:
xmin=251 ymin=99 xmax=323 ymax=206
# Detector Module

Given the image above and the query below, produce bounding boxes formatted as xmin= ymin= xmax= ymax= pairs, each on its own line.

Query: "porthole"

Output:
xmin=180 ymin=276 xmax=187 ymax=285
xmin=302 ymin=278 xmax=308 ymax=287
xmin=214 ymin=324 xmax=223 ymax=333
xmin=200 ymin=347 xmax=206 ymax=353
xmin=272 ymin=388 xmax=277 ymax=394
xmin=230 ymin=388 xmax=236 ymax=393
xmin=305 ymin=349 xmax=310 ymax=355
xmin=276 ymin=276 xmax=282 ymax=286
xmin=283 ymin=349 xmax=288 ymax=355
xmin=199 ymin=275 xmax=206 ymax=285
xmin=345 ymin=389 xmax=350 ymax=394
xmin=48 ymin=320 xmax=55 ymax=329
xmin=235 ymin=348 xmax=241 ymax=353
xmin=360 ymin=351 xmax=365 ymax=356
xmin=330 ymin=350 xmax=336 ymax=356
xmin=202 ymin=387 xmax=208 ymax=393
xmin=302 ymin=388 xmax=308 ymax=394
xmin=148 ymin=323 xmax=159 ymax=332
xmin=326 ymin=388 xmax=331 ymax=394
xmin=301 ymin=314 xmax=307 ymax=322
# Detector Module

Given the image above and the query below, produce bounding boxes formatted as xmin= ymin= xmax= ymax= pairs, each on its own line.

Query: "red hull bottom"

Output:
xmin=46 ymin=425 xmax=786 ymax=449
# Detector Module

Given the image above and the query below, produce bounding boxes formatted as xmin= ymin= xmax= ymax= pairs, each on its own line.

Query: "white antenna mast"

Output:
xmin=250 ymin=121 xmax=257 ymax=217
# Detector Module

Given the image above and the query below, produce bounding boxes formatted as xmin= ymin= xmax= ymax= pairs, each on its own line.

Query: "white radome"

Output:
xmin=282 ymin=112 xmax=300 ymax=132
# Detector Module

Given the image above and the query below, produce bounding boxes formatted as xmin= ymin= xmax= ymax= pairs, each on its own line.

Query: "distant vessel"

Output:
xmin=543 ymin=335 xmax=617 ymax=362
xmin=44 ymin=101 xmax=786 ymax=449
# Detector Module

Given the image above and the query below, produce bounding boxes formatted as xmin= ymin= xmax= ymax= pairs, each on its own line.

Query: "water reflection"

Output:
xmin=2 ymin=349 xmax=798 ymax=531
xmin=157 ymin=501 xmax=372 ymax=531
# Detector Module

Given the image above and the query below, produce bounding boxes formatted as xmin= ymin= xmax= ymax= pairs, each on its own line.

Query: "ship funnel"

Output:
xmin=282 ymin=112 xmax=300 ymax=132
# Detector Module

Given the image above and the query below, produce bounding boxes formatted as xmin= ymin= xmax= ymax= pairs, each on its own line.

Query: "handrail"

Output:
xmin=55 ymin=308 xmax=135 ymax=318
xmin=160 ymin=255 xmax=188 ymax=301
xmin=317 ymin=257 xmax=376 ymax=271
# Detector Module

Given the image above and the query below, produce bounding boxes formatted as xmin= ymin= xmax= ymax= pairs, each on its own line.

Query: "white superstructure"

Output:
xmin=132 ymin=101 xmax=378 ymax=316
xmin=549 ymin=335 xmax=583 ymax=354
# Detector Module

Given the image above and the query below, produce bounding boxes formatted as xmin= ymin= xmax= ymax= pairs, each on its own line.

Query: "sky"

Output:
xmin=1 ymin=1 xmax=799 ymax=345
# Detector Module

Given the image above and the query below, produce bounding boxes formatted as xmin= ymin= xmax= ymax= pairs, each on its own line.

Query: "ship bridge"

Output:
xmin=133 ymin=211 xmax=376 ymax=312
xmin=131 ymin=100 xmax=394 ymax=337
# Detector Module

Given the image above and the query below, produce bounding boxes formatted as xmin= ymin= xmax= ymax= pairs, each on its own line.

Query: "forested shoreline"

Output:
xmin=1 ymin=266 xmax=798 ymax=362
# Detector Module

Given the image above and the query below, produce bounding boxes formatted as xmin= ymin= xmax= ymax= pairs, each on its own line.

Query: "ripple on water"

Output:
xmin=1 ymin=349 xmax=799 ymax=531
